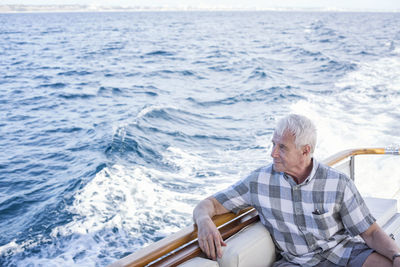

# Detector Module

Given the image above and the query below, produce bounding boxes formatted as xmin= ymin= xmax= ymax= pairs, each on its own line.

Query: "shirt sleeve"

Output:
xmin=213 ymin=169 xmax=259 ymax=214
xmin=339 ymin=178 xmax=376 ymax=236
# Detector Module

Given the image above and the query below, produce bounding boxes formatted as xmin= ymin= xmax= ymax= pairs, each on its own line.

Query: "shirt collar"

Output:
xmin=284 ymin=158 xmax=318 ymax=186
xmin=304 ymin=158 xmax=318 ymax=184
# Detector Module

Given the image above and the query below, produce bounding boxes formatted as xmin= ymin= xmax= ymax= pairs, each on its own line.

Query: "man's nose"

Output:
xmin=271 ymin=146 xmax=278 ymax=158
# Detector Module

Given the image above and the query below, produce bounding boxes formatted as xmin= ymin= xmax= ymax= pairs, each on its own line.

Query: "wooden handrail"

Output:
xmin=151 ymin=209 xmax=259 ymax=266
xmin=110 ymin=147 xmax=399 ymax=267
xmin=109 ymin=208 xmax=255 ymax=267
xmin=321 ymin=147 xmax=398 ymax=166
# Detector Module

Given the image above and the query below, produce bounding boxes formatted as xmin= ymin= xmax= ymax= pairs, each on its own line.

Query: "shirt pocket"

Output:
xmin=307 ymin=206 xmax=338 ymax=239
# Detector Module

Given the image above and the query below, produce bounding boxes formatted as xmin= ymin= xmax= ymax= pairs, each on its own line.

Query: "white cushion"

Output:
xmin=218 ymin=221 xmax=276 ymax=267
xmin=177 ymin=256 xmax=219 ymax=267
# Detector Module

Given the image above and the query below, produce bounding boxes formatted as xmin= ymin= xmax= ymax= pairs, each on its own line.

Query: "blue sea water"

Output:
xmin=0 ymin=11 xmax=400 ymax=266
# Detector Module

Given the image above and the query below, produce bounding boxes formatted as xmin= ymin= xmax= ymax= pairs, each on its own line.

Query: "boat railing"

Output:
xmin=109 ymin=147 xmax=399 ymax=267
xmin=323 ymin=147 xmax=397 ymax=180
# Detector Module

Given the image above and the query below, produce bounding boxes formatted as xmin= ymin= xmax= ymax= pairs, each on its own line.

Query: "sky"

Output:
xmin=2 ymin=0 xmax=400 ymax=11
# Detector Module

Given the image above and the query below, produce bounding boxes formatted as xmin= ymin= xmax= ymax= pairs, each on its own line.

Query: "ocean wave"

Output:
xmin=208 ymin=65 xmax=234 ymax=72
xmin=33 ymin=75 xmax=52 ymax=80
xmin=98 ymin=86 xmax=137 ymax=97
xmin=131 ymin=85 xmax=159 ymax=96
xmin=143 ymin=50 xmax=175 ymax=57
xmin=44 ymin=127 xmax=84 ymax=134
xmin=143 ymin=69 xmax=204 ymax=79
xmin=57 ymin=93 xmax=96 ymax=100
xmin=37 ymin=66 xmax=61 ymax=70
xmin=39 ymin=82 xmax=67 ymax=89
xmin=103 ymin=41 xmax=125 ymax=51
xmin=30 ymin=103 xmax=59 ymax=111
xmin=105 ymin=125 xmax=163 ymax=167
xmin=57 ymin=71 xmax=92 ymax=76
xmin=105 ymin=105 xmax=245 ymax=167
xmin=187 ymin=86 xmax=304 ymax=107
xmin=247 ymin=67 xmax=268 ymax=80
xmin=319 ymin=60 xmax=357 ymax=73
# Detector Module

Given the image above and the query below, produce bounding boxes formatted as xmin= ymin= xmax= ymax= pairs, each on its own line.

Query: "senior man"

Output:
xmin=193 ymin=114 xmax=400 ymax=266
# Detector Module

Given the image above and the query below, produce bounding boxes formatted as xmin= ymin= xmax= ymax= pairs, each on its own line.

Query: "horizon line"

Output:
xmin=0 ymin=4 xmax=399 ymax=13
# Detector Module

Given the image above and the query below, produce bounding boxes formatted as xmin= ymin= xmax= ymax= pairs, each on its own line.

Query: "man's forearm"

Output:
xmin=193 ymin=197 xmax=228 ymax=260
xmin=193 ymin=198 xmax=216 ymax=225
xmin=362 ymin=223 xmax=400 ymax=261
xmin=193 ymin=197 xmax=229 ymax=225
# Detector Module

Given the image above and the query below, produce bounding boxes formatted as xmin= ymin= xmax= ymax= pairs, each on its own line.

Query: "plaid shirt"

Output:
xmin=214 ymin=160 xmax=375 ymax=266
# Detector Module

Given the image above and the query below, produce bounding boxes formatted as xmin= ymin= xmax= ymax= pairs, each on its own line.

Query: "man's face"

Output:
xmin=270 ymin=130 xmax=304 ymax=175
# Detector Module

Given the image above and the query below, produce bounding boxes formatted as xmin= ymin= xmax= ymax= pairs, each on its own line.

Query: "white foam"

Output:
xmin=54 ymin=164 xmax=185 ymax=237
xmin=336 ymin=58 xmax=400 ymax=94
xmin=0 ymin=240 xmax=22 ymax=257
xmin=0 ymin=236 xmax=51 ymax=263
xmin=20 ymin=143 xmax=266 ymax=265
xmin=59 ymin=144 xmax=263 ymax=237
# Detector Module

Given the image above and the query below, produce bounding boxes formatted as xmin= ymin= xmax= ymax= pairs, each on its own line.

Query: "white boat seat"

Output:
xmin=177 ymin=256 xmax=219 ymax=267
xmin=218 ymin=221 xmax=276 ymax=267
xmin=177 ymin=221 xmax=275 ymax=267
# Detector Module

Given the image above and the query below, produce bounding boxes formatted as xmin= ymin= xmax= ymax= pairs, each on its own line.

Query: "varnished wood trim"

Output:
xmin=109 ymin=208 xmax=254 ymax=267
xmin=151 ymin=209 xmax=259 ymax=266
xmin=321 ymin=148 xmax=387 ymax=166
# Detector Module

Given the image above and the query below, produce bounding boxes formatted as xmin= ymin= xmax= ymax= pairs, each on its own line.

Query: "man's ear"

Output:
xmin=302 ymin=145 xmax=311 ymax=156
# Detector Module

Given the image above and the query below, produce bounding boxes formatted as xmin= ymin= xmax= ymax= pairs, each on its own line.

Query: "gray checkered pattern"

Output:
xmin=214 ymin=160 xmax=375 ymax=266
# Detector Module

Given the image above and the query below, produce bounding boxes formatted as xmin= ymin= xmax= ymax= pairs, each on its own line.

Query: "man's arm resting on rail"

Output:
xmin=360 ymin=222 xmax=400 ymax=265
xmin=193 ymin=197 xmax=230 ymax=260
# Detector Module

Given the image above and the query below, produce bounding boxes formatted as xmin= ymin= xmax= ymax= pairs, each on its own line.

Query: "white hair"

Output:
xmin=275 ymin=114 xmax=317 ymax=155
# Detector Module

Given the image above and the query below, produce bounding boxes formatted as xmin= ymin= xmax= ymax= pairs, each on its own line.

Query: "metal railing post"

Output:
xmin=350 ymin=156 xmax=355 ymax=180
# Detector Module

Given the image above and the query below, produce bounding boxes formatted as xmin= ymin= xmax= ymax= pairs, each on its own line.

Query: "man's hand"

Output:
xmin=193 ymin=197 xmax=230 ymax=260
xmin=197 ymin=216 xmax=227 ymax=260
